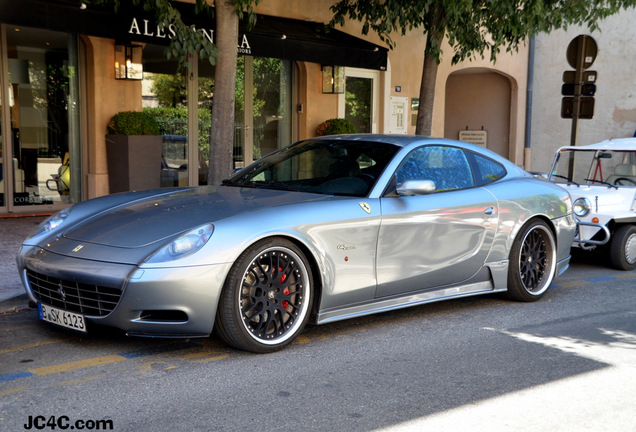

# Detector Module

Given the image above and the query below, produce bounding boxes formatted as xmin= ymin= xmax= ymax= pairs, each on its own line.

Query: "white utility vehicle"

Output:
xmin=549 ymin=138 xmax=636 ymax=270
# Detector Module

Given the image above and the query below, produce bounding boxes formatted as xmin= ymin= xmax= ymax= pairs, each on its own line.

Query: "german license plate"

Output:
xmin=38 ymin=303 xmax=87 ymax=333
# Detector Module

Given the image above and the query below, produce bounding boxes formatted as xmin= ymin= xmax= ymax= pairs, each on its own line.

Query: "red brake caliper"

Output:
xmin=279 ymin=267 xmax=289 ymax=309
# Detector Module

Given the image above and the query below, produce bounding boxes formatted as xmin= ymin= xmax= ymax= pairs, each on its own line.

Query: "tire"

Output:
xmin=609 ymin=225 xmax=636 ymax=271
xmin=506 ymin=219 xmax=557 ymax=302
xmin=215 ymin=238 xmax=313 ymax=353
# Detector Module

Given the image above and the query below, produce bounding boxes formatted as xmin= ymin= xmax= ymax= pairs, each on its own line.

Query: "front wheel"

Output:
xmin=507 ymin=220 xmax=557 ymax=302
xmin=215 ymin=238 xmax=313 ymax=353
xmin=609 ymin=225 xmax=636 ymax=271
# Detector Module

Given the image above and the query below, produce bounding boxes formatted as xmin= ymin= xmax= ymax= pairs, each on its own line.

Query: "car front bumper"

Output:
xmin=18 ymin=246 xmax=232 ymax=337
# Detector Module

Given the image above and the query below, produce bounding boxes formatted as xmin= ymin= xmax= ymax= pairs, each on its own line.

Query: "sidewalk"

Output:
xmin=0 ymin=215 xmax=46 ymax=306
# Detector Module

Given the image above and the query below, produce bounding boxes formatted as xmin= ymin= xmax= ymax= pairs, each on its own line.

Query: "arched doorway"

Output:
xmin=444 ymin=69 xmax=512 ymax=159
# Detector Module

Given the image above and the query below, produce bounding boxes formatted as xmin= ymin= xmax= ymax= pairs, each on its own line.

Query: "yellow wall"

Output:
xmin=83 ymin=36 xmax=143 ymax=197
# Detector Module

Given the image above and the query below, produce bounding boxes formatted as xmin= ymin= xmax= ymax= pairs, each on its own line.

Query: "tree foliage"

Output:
xmin=330 ymin=0 xmax=636 ymax=135
xmin=331 ymin=0 xmax=636 ymax=64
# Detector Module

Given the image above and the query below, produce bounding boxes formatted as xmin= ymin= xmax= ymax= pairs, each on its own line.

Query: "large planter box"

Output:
xmin=106 ymin=135 xmax=163 ymax=194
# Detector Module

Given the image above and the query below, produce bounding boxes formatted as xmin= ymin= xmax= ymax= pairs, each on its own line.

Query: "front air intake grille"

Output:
xmin=26 ymin=269 xmax=122 ymax=316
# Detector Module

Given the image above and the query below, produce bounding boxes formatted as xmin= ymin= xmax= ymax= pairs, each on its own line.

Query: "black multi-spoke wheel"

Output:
xmin=507 ymin=220 xmax=557 ymax=302
xmin=215 ymin=238 xmax=313 ymax=353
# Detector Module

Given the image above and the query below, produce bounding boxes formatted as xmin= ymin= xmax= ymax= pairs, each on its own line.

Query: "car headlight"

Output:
xmin=31 ymin=207 xmax=73 ymax=236
xmin=145 ymin=223 xmax=214 ymax=263
xmin=573 ymin=197 xmax=592 ymax=217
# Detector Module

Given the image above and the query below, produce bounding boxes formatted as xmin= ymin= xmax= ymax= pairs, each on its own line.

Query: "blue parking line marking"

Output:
xmin=0 ymin=342 xmax=203 ymax=385
xmin=0 ymin=370 xmax=34 ymax=383
xmin=585 ymin=276 xmax=617 ymax=283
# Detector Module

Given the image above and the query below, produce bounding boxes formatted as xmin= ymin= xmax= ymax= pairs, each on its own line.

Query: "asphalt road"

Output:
xmin=1 ymin=254 xmax=634 ymax=432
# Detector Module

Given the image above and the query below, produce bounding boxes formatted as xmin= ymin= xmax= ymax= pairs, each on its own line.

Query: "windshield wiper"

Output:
xmin=221 ymin=179 xmax=241 ymax=187
xmin=583 ymin=178 xmax=618 ymax=189
xmin=251 ymin=181 xmax=307 ymax=192
xmin=223 ymin=179 xmax=306 ymax=192
xmin=552 ymin=174 xmax=579 ymax=187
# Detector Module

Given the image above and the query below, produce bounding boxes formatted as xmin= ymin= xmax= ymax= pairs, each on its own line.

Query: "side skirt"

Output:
xmin=316 ymin=280 xmax=506 ymax=325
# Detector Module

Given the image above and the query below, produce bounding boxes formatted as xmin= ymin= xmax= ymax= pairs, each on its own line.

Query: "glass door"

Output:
xmin=339 ymin=67 xmax=380 ymax=134
xmin=2 ymin=25 xmax=80 ymax=212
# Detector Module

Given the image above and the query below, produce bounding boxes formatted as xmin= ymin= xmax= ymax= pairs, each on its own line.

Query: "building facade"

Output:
xmin=0 ymin=0 xmax=531 ymax=216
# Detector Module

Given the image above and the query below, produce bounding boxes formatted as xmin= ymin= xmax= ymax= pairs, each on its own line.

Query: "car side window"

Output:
xmin=470 ymin=152 xmax=507 ymax=185
xmin=396 ymin=145 xmax=475 ymax=191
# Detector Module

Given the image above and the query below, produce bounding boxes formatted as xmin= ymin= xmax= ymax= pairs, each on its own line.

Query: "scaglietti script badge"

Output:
xmin=359 ymin=202 xmax=371 ymax=214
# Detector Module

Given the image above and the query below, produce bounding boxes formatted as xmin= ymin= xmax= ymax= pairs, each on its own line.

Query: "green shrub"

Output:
xmin=315 ymin=118 xmax=357 ymax=136
xmin=107 ymin=111 xmax=161 ymax=135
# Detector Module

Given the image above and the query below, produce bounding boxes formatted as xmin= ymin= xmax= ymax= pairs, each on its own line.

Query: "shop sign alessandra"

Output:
xmin=127 ymin=17 xmax=253 ymax=55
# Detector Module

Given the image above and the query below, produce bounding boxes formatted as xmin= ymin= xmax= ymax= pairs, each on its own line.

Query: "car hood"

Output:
xmin=62 ymin=186 xmax=325 ymax=248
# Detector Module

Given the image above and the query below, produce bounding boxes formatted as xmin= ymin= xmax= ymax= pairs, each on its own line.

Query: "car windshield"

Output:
xmin=550 ymin=149 xmax=636 ymax=187
xmin=224 ymin=139 xmax=400 ymax=197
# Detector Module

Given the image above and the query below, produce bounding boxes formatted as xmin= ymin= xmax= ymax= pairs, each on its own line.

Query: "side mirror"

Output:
xmin=396 ymin=179 xmax=436 ymax=196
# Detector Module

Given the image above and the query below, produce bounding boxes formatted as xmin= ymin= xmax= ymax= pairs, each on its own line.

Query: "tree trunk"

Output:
xmin=208 ymin=0 xmax=239 ymax=185
xmin=415 ymin=31 xmax=442 ymax=136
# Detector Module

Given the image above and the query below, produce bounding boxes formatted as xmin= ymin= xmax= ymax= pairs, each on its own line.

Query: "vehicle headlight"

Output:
xmin=573 ymin=197 xmax=592 ymax=217
xmin=146 ymin=223 xmax=214 ymax=263
xmin=31 ymin=207 xmax=73 ymax=236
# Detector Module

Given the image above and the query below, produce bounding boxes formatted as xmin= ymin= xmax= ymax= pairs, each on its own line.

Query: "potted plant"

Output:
xmin=315 ymin=118 xmax=357 ymax=136
xmin=106 ymin=111 xmax=163 ymax=193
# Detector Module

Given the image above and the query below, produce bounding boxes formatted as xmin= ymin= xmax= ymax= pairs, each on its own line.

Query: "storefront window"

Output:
xmin=234 ymin=56 xmax=291 ymax=169
xmin=143 ymin=44 xmax=214 ymax=187
xmin=2 ymin=25 xmax=79 ymax=210
xmin=141 ymin=47 xmax=291 ymax=183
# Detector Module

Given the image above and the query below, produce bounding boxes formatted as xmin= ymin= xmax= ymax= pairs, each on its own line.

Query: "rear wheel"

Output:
xmin=507 ymin=220 xmax=557 ymax=302
xmin=609 ymin=225 xmax=636 ymax=270
xmin=215 ymin=238 xmax=313 ymax=353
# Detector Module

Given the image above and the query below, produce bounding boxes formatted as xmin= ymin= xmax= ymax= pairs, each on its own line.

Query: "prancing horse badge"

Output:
xmin=359 ymin=202 xmax=371 ymax=214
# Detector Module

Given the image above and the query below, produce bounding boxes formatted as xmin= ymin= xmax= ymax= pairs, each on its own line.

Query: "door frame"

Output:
xmin=337 ymin=67 xmax=380 ymax=133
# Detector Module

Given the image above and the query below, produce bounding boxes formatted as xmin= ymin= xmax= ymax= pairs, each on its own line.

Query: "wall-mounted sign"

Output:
xmin=459 ymin=130 xmax=488 ymax=147
xmin=388 ymin=96 xmax=408 ymax=134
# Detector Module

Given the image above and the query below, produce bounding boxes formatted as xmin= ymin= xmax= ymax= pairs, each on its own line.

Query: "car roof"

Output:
xmin=309 ymin=134 xmax=490 ymax=151
xmin=557 ymin=138 xmax=636 ymax=152
xmin=306 ymin=134 xmax=524 ymax=173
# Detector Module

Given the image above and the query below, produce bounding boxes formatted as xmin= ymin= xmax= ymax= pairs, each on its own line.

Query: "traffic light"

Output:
xmin=561 ymin=70 xmax=597 ymax=119
xmin=561 ymin=97 xmax=595 ymax=119
xmin=581 ymin=83 xmax=596 ymax=96
xmin=561 ymin=83 xmax=596 ymax=96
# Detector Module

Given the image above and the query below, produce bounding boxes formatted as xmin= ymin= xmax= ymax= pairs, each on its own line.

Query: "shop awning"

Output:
xmin=0 ymin=0 xmax=388 ymax=71
xmin=241 ymin=15 xmax=388 ymax=70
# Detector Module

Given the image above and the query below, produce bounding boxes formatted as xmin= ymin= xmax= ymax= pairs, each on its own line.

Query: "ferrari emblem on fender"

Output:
xmin=72 ymin=245 xmax=84 ymax=253
xmin=359 ymin=202 xmax=371 ymax=214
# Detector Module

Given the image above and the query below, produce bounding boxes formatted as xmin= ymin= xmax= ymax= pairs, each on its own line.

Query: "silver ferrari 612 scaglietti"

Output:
xmin=18 ymin=135 xmax=576 ymax=352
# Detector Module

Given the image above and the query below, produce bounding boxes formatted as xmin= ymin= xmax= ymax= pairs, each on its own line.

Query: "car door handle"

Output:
xmin=484 ymin=207 xmax=495 ymax=215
